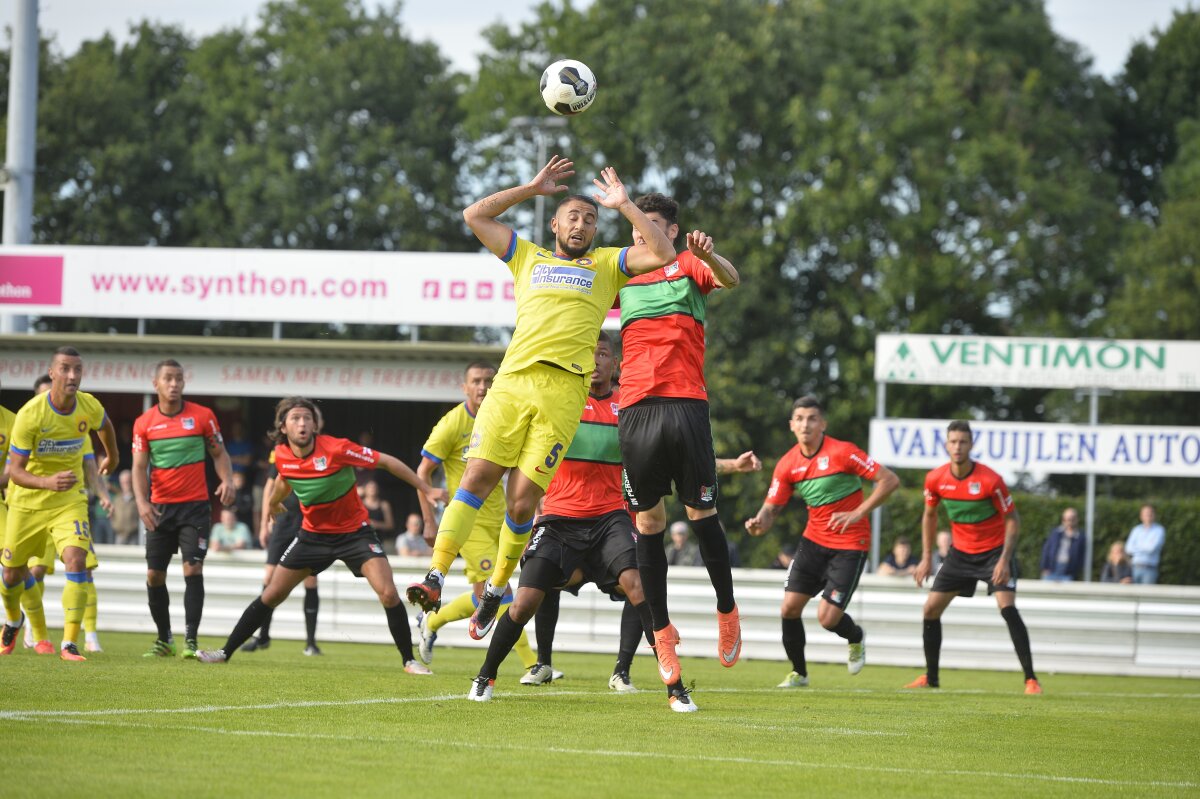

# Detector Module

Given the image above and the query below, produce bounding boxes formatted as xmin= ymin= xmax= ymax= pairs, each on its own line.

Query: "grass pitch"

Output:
xmin=3 ymin=631 xmax=1197 ymax=798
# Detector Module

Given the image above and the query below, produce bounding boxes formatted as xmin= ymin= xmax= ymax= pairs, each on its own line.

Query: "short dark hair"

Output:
xmin=155 ymin=358 xmax=183 ymax=376
xmin=895 ymin=536 xmax=911 ymax=547
xmin=634 ymin=192 xmax=679 ymax=226
xmin=557 ymin=194 xmax=598 ymax=212
xmin=33 ymin=373 xmax=52 ymax=392
xmin=270 ymin=396 xmax=323 ymax=444
xmin=947 ymin=420 xmax=973 ymax=439
xmin=53 ymin=346 xmax=80 ymax=359
xmin=464 ymin=361 xmax=497 ymax=377
xmin=595 ymin=330 xmax=614 ymax=350
xmin=792 ymin=395 xmax=823 ymax=414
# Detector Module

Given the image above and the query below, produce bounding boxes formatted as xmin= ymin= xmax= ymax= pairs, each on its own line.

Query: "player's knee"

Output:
xmin=508 ymin=594 xmax=538 ymax=623
xmin=818 ymin=609 xmax=843 ymax=630
xmin=505 ymin=497 xmax=538 ymax=524
xmin=376 ymin=586 xmax=401 ymax=606
xmin=685 ymin=506 xmax=717 ymax=522
xmin=146 ymin=570 xmax=167 ymax=587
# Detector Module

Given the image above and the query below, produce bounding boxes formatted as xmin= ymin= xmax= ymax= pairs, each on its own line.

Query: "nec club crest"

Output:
xmin=182 ymin=417 xmax=195 ymax=430
xmin=664 ymin=263 xmax=680 ymax=277
xmin=968 ymin=481 xmax=982 ymax=495
xmin=610 ymin=402 xmax=620 ymax=416
xmin=314 ymin=456 xmax=328 ymax=471
xmin=818 ymin=456 xmax=829 ymax=471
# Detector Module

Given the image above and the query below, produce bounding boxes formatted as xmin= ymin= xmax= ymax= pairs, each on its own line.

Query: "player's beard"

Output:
xmin=557 ymin=237 xmax=590 ymax=260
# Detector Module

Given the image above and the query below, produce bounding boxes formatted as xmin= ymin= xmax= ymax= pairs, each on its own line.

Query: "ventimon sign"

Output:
xmin=874 ymin=334 xmax=1200 ymax=391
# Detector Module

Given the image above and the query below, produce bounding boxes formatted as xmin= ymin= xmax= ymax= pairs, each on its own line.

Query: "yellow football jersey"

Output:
xmin=421 ymin=402 xmax=505 ymax=533
xmin=499 ymin=234 xmax=630 ymax=377
xmin=0 ymin=404 xmax=15 ymax=506
xmin=6 ymin=390 xmax=106 ymax=512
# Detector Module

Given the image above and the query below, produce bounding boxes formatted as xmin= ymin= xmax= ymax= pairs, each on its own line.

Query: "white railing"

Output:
xmin=37 ymin=545 xmax=1200 ymax=679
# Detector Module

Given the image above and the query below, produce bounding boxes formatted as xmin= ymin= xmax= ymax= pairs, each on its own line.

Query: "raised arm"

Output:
xmin=829 ymin=465 xmax=901 ymax=535
xmin=464 ymin=155 xmax=575 ymax=256
xmin=376 ymin=452 xmax=448 ymax=508
xmin=591 ymin=167 xmax=675 ymax=274
xmin=686 ymin=231 xmax=740 ymax=288
xmin=716 ymin=451 xmax=762 ymax=475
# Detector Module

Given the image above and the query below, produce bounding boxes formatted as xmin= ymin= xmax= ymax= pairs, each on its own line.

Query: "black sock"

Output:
xmin=923 ymin=618 xmax=942 ymax=686
xmin=781 ymin=617 xmax=807 ymax=675
xmin=147 ymin=583 xmax=172 ymax=641
xmin=534 ymin=588 xmax=560 ymax=666
xmin=689 ymin=515 xmax=735 ymax=613
xmin=304 ymin=587 xmax=319 ymax=647
xmin=635 ymin=530 xmax=670 ymax=631
xmin=830 ymin=613 xmax=863 ymax=644
xmin=634 ymin=600 xmax=655 ymax=648
xmin=615 ymin=601 xmax=642 ymax=673
xmin=1001 ymin=605 xmax=1036 ymax=681
xmin=384 ymin=602 xmax=415 ymax=662
xmin=183 ymin=574 xmax=204 ymax=642
xmin=480 ymin=612 xmax=526 ymax=680
xmin=222 ymin=597 xmax=272 ymax=659
xmin=258 ymin=582 xmax=274 ymax=640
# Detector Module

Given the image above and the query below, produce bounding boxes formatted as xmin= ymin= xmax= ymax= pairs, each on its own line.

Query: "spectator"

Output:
xmin=110 ymin=470 xmax=140 ymax=545
xmin=1100 ymin=541 xmax=1134 ymax=584
xmin=116 ymin=419 xmax=135 ymax=473
xmin=877 ymin=536 xmax=919 ymax=577
xmin=361 ymin=479 xmax=395 ymax=535
xmin=396 ymin=513 xmax=431 ymax=557
xmin=931 ymin=530 xmax=952 ymax=575
xmin=1126 ymin=504 xmax=1166 ymax=585
xmin=769 ymin=544 xmax=795 ymax=570
xmin=210 ymin=508 xmax=252 ymax=552
xmin=231 ymin=470 xmax=256 ymax=534
xmin=224 ymin=420 xmax=255 ymax=476
xmin=666 ymin=520 xmax=701 ymax=567
xmin=1040 ymin=507 xmax=1086 ymax=582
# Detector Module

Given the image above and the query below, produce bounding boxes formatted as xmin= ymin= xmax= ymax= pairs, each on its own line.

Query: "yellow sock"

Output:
xmin=61 ymin=575 xmax=88 ymax=645
xmin=430 ymin=495 xmax=483 ymax=575
xmin=514 ymin=626 xmax=537 ymax=669
xmin=0 ymin=577 xmax=24 ymax=625
xmin=83 ymin=580 xmax=98 ymax=634
xmin=426 ymin=590 xmax=476 ymax=633
xmin=489 ymin=516 xmax=533 ymax=589
xmin=21 ymin=578 xmax=50 ymax=641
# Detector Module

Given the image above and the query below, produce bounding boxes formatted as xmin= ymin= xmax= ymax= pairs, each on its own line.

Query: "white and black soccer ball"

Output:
xmin=539 ymin=59 xmax=597 ymax=116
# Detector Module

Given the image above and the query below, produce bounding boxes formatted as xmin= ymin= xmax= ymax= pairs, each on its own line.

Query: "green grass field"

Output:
xmin=4 ymin=631 xmax=1197 ymax=798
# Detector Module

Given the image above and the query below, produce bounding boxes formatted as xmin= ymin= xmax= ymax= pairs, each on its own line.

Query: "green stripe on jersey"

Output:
xmin=563 ymin=420 xmax=620 ymax=465
xmin=942 ymin=497 xmax=999 ymax=524
xmin=149 ymin=435 xmax=206 ymax=469
xmin=620 ymin=278 xmax=707 ymax=327
xmin=288 ymin=468 xmax=357 ymax=506
xmin=794 ymin=473 xmax=861 ymax=508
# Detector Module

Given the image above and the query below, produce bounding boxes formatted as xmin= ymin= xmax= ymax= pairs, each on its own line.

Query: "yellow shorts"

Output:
xmin=468 ymin=364 xmax=588 ymax=491
xmin=2 ymin=503 xmax=95 ymax=570
xmin=459 ymin=512 xmax=504 ymax=584
xmin=26 ymin=535 xmax=99 ymax=573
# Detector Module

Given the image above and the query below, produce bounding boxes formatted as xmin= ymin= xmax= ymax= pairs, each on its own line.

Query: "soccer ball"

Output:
xmin=539 ymin=59 xmax=597 ymax=116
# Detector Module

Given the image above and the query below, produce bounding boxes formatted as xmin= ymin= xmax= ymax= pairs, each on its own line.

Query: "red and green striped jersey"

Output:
xmin=542 ymin=388 xmax=625 ymax=518
xmin=274 ymin=435 xmax=380 ymax=534
xmin=132 ymin=401 xmax=222 ymax=504
xmin=924 ymin=461 xmax=1013 ymax=554
xmin=618 ymin=251 xmax=718 ymax=408
xmin=765 ymin=436 xmax=880 ymax=551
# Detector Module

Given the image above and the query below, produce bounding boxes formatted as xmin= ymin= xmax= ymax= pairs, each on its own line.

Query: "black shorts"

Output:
xmin=931 ymin=546 xmax=1018 ymax=597
xmin=145 ymin=500 xmax=212 ymax=572
xmin=520 ymin=510 xmax=638 ymax=598
xmin=618 ymin=398 xmax=718 ymax=511
xmin=785 ymin=538 xmax=867 ymax=609
xmin=277 ymin=527 xmax=388 ymax=577
xmin=266 ymin=511 xmax=303 ymax=566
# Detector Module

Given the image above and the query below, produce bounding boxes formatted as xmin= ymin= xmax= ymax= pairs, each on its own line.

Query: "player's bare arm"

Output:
xmin=993 ymin=509 xmax=1020 ymax=587
xmin=685 ymin=230 xmax=740 ymax=288
xmin=592 ymin=167 xmax=675 ymax=273
xmin=829 ymin=465 xmax=900 ymax=534
xmin=716 ymin=451 xmax=762 ymax=475
xmin=464 ymin=155 xmax=575 ymax=256
xmin=415 ymin=457 xmax=443 ymax=545
xmin=258 ymin=475 xmax=277 ymax=547
xmin=745 ymin=502 xmax=784 ymax=536
xmin=84 ymin=454 xmax=113 ymax=515
xmin=208 ymin=438 xmax=236 ymax=507
xmin=914 ymin=503 xmax=939 ymax=586
xmin=376 ymin=452 xmax=448 ymax=507
xmin=6 ymin=450 xmax=75 ymax=492
xmin=95 ymin=414 xmax=119 ymax=476
xmin=267 ymin=474 xmax=293 ymax=521
xmin=131 ymin=448 xmax=160 ymax=531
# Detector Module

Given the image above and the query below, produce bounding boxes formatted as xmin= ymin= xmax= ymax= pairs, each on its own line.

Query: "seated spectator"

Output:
xmin=110 ymin=470 xmax=140 ymax=545
xmin=361 ymin=479 xmax=395 ymax=534
xmin=224 ymin=420 xmax=255 ymax=477
xmin=211 ymin=508 xmax=252 ymax=552
xmin=231 ymin=470 xmax=256 ymax=535
xmin=1040 ymin=507 xmax=1086 ymax=582
xmin=1126 ymin=504 xmax=1166 ymax=585
xmin=666 ymin=521 xmax=701 ymax=567
xmin=878 ymin=536 xmax=918 ymax=576
xmin=396 ymin=513 xmax=431 ymax=557
xmin=931 ymin=530 xmax=952 ymax=575
xmin=769 ymin=545 xmax=795 ymax=570
xmin=1100 ymin=541 xmax=1134 ymax=584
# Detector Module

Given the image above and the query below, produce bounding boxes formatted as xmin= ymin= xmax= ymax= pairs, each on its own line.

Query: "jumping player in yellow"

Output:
xmin=413 ymin=361 xmax=539 ymax=676
xmin=0 ymin=347 xmax=118 ymax=661
xmin=407 ymin=156 xmax=676 ymax=640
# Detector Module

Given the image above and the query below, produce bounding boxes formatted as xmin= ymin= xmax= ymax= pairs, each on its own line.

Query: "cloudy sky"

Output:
xmin=0 ymin=0 xmax=1189 ymax=77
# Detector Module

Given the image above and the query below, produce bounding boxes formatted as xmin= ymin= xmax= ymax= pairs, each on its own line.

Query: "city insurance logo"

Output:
xmin=0 ymin=255 xmax=65 ymax=306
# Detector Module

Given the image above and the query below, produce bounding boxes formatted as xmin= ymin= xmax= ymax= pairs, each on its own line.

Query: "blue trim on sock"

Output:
xmin=23 ymin=576 xmax=36 ymax=589
xmin=2 ymin=578 xmax=21 ymax=589
xmin=504 ymin=514 xmax=533 ymax=535
xmin=453 ymin=487 xmax=484 ymax=510
xmin=66 ymin=571 xmax=88 ymax=584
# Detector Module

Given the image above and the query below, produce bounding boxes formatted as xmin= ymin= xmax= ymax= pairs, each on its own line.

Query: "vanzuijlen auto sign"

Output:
xmin=875 ymin=334 xmax=1200 ymax=391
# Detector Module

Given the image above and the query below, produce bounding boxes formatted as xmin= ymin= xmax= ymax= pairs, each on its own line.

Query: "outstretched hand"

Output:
xmin=686 ymin=230 xmax=715 ymax=261
xmin=529 ymin=155 xmax=575 ymax=196
xmin=592 ymin=166 xmax=630 ymax=210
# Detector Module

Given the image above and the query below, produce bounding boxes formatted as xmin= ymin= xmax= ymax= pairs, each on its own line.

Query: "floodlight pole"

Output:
xmin=871 ymin=380 xmax=887 ymax=573
xmin=1084 ymin=387 xmax=1100 ymax=582
xmin=1 ymin=0 xmax=38 ymax=335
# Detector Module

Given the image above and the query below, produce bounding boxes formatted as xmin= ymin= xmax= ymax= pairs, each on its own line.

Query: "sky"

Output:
xmin=0 ymin=0 xmax=1192 ymax=78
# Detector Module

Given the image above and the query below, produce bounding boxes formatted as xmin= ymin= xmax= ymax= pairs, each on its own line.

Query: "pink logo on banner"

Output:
xmin=0 ymin=255 xmax=64 ymax=306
